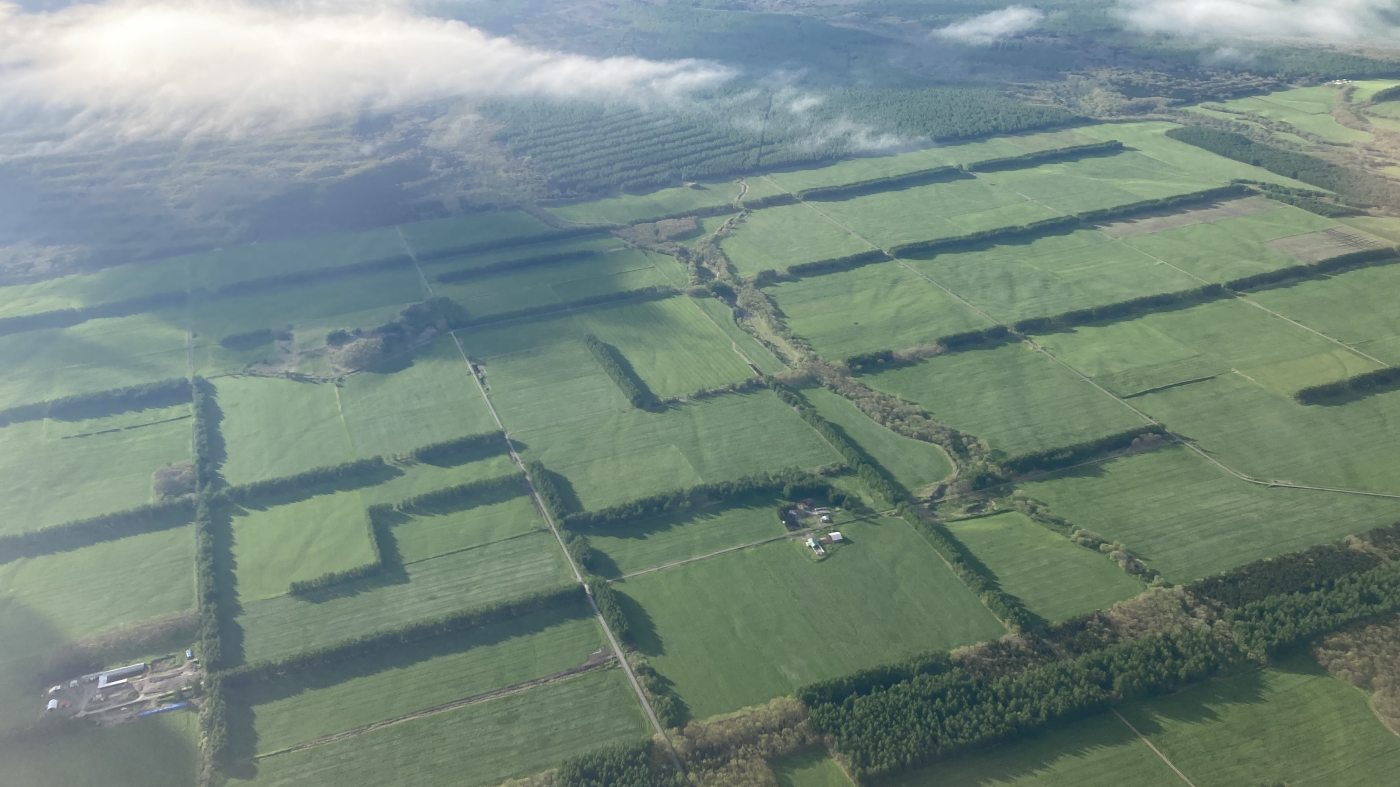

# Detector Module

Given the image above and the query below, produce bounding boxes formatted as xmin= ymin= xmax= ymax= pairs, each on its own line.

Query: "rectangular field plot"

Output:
xmin=0 ymin=257 xmax=187 ymax=321
xmin=1120 ymin=206 xmax=1345 ymax=283
xmin=1248 ymin=263 xmax=1400 ymax=365
xmin=763 ymin=139 xmax=1022 ymax=195
xmin=417 ymin=233 xmax=626 ymax=276
xmin=393 ymin=492 xmax=540 ymax=565
xmin=886 ymin=710 xmax=1182 ymax=787
xmin=239 ymin=601 xmax=604 ymax=755
xmin=398 ymin=211 xmax=558 ymax=258
xmin=766 ymin=261 xmax=991 ymax=360
xmin=580 ymin=296 xmax=755 ymax=398
xmin=0 ymin=311 xmax=189 ymax=410
xmin=517 ymin=390 xmax=843 ymax=512
xmin=0 ymin=708 xmax=199 ymax=787
xmin=719 ymin=202 xmax=871 ymax=276
xmin=691 ymin=296 xmax=786 ymax=374
xmin=546 ymin=181 xmax=743 ymax=225
xmin=585 ymin=497 xmax=795 ymax=578
xmin=335 ymin=338 xmax=498 ymax=458
xmin=1021 ymin=445 xmax=1400 ymax=582
xmin=355 ymin=452 xmax=519 ymax=509
xmin=216 ymin=376 xmax=353 ymax=486
xmin=801 ymin=386 xmax=952 ymax=494
xmin=813 ymin=178 xmax=1057 ymax=250
xmin=618 ymin=516 xmax=1005 ymax=719
xmin=184 ymin=228 xmax=409 ymax=293
xmin=772 ymin=750 xmax=856 ymax=787
xmin=0 ymin=405 xmax=191 ymax=535
xmin=1076 ymin=122 xmax=1317 ymax=191
xmin=237 ymin=530 xmax=572 ymax=664
xmin=433 ymin=249 xmax=684 ymax=320
xmin=947 ymin=512 xmax=1145 ymax=622
xmin=231 ymin=492 xmax=377 ymax=602
xmin=1119 ymin=655 xmax=1400 ymax=787
xmin=863 ymin=342 xmax=1143 ymax=457
xmin=906 ymin=229 xmax=1201 ymax=325
xmin=237 ymin=668 xmax=648 ymax=787
xmin=1035 ymin=297 xmax=1383 ymax=398
xmin=976 ymin=151 xmax=1217 ymax=215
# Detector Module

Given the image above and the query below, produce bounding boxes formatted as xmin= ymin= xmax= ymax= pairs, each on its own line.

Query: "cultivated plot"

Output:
xmin=216 ymin=376 xmax=354 ymax=486
xmin=1220 ymin=86 xmax=1372 ymax=144
xmin=584 ymin=496 xmax=795 ymax=577
xmin=1021 ymin=444 xmax=1400 ymax=582
xmin=766 ymin=260 xmax=991 ymax=359
xmin=619 ymin=516 xmax=1006 ymax=719
xmin=0 ymin=257 xmax=188 ymax=320
xmin=863 ymin=342 xmax=1144 ymax=457
xmin=392 ymin=491 xmax=540 ymax=564
xmin=1075 ymin=122 xmax=1318 ymax=191
xmin=547 ymin=181 xmax=744 ymax=225
xmin=947 ymin=512 xmax=1145 ymax=622
xmin=418 ymin=233 xmax=626 ymax=277
xmin=231 ymin=492 xmax=377 ymax=603
xmin=772 ymin=750 xmax=856 ymax=787
xmin=812 ymin=178 xmax=1056 ymax=250
xmin=975 ymin=151 xmax=1216 ymax=215
xmin=1247 ymin=262 xmax=1400 ymax=365
xmin=1118 ymin=204 xmax=1340 ymax=283
xmin=720 ymin=202 xmax=871 ymax=276
xmin=184 ymin=228 xmax=410 ymax=293
xmin=690 ymin=296 xmax=786 ymax=374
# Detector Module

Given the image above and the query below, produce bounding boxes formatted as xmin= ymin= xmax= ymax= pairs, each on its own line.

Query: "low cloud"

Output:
xmin=0 ymin=0 xmax=734 ymax=142
xmin=933 ymin=6 xmax=1045 ymax=45
xmin=1118 ymin=0 xmax=1400 ymax=42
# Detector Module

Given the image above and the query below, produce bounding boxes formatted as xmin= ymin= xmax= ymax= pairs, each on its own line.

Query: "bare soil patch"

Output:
xmin=1096 ymin=196 xmax=1276 ymax=237
xmin=1265 ymin=226 xmax=1388 ymax=262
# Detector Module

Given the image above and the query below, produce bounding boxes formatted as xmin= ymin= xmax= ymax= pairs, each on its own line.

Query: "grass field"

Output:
xmin=720 ymin=202 xmax=872 ymax=276
xmin=1248 ymin=262 xmax=1400 ymax=365
xmin=418 ymin=233 xmax=626 ymax=275
xmin=1020 ymin=444 xmax=1400 ymax=582
xmin=217 ymin=376 xmax=354 ymax=486
xmin=516 ymin=389 xmax=843 ymax=512
xmin=773 ymin=750 xmax=856 ymax=787
xmin=433 ymin=249 xmax=684 ymax=319
xmin=619 ymin=516 xmax=1006 ymax=719
xmin=397 ymin=211 xmax=558 ymax=258
xmin=690 ymin=295 xmax=786 ymax=374
xmin=1220 ymin=86 xmax=1372 ymax=144
xmin=584 ymin=496 xmax=794 ymax=577
xmin=547 ymin=181 xmax=744 ymax=225
xmin=237 ymin=668 xmax=648 ymax=787
xmin=814 ymin=178 xmax=1056 ymax=250
xmin=1035 ymin=297 xmax=1383 ymax=398
xmin=1076 ymin=122 xmax=1318 ymax=191
xmin=947 ymin=512 xmax=1145 ymax=622
xmin=766 ymin=260 xmax=992 ymax=359
xmin=393 ymin=491 xmax=538 ymax=564
xmin=801 ymin=386 xmax=952 ymax=493
xmin=0 ymin=708 xmax=199 ymax=787
xmin=1119 ymin=205 xmax=1341 ymax=283
xmin=240 ymin=600 xmax=604 ymax=754
xmin=357 ymin=452 xmax=520 ymax=508
xmin=976 ymin=151 xmax=1218 ymax=215
xmin=0 ymin=404 xmax=191 ymax=535
xmin=905 ymin=229 xmax=1202 ymax=324
xmin=237 ymin=530 xmax=572 ymax=664
xmin=231 ymin=492 xmax=377 ymax=602
xmin=336 ymin=337 xmax=499 ymax=458
xmin=863 ymin=342 xmax=1144 ymax=457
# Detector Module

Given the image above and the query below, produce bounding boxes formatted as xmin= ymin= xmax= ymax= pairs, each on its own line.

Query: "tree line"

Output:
xmin=407 ymin=430 xmax=508 ymax=466
xmin=414 ymin=227 xmax=603 ymax=264
xmin=795 ymin=166 xmax=964 ymax=202
xmin=1224 ymin=246 xmax=1397 ymax=292
xmin=220 ymin=456 xmax=389 ymax=507
xmin=555 ymin=740 xmax=683 ymax=787
xmin=1011 ymin=284 xmax=1227 ymax=335
xmin=0 ymin=497 xmax=196 ymax=565
xmin=770 ymin=382 xmax=904 ymax=506
xmin=1295 ymin=366 xmax=1400 ymax=405
xmin=0 ymin=377 xmax=191 ymax=428
xmin=1185 ymin=541 xmax=1383 ymax=609
xmin=998 ymin=425 xmax=1167 ymax=476
xmin=435 ymin=249 xmax=604 ymax=284
xmin=584 ymin=333 xmax=657 ymax=410
xmin=963 ymin=140 xmax=1124 ymax=173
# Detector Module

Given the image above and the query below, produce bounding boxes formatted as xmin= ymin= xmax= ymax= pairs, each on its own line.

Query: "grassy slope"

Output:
xmin=620 ymin=516 xmax=1006 ymax=719
xmin=239 ymin=668 xmax=648 ymax=787
xmin=947 ymin=512 xmax=1145 ymax=623
xmin=767 ymin=260 xmax=992 ymax=359
xmin=217 ymin=376 xmax=355 ymax=486
xmin=977 ymin=150 xmax=1218 ymax=215
xmin=801 ymin=386 xmax=952 ymax=492
xmin=547 ymin=182 xmax=744 ymax=225
xmin=1076 ymin=121 xmax=1319 ymax=191
xmin=720 ymin=202 xmax=871 ymax=276
xmin=1021 ymin=445 xmax=1400 ymax=582
xmin=864 ymin=342 xmax=1144 ymax=457
xmin=231 ymin=492 xmax=377 ymax=602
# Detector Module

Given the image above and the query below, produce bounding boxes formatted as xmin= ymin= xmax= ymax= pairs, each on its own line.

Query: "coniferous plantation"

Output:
xmin=11 ymin=2 xmax=1400 ymax=787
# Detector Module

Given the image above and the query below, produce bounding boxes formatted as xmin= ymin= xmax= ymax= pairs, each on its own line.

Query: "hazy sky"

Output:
xmin=1119 ymin=0 xmax=1400 ymax=42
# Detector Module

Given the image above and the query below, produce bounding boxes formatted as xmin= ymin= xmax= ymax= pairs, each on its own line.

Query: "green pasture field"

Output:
xmin=976 ymin=151 xmax=1216 ymax=215
xmin=619 ymin=516 xmax=1006 ymax=719
xmin=517 ymin=389 xmax=843 ymax=512
xmin=433 ymin=249 xmax=685 ymax=319
xmin=241 ymin=601 xmax=604 ymax=754
xmin=585 ymin=496 xmax=794 ymax=577
xmin=1248 ymin=262 xmax=1400 ymax=365
xmin=1220 ymin=86 xmax=1372 ymax=144
xmin=417 ymin=234 xmax=626 ymax=276
xmin=863 ymin=342 xmax=1144 ymax=457
xmin=216 ymin=376 xmax=354 ymax=486
xmin=237 ymin=531 xmax=571 ymax=664
xmin=801 ymin=386 xmax=952 ymax=493
xmin=1077 ymin=122 xmax=1318 ymax=189
xmin=1341 ymin=214 xmax=1400 ymax=243
xmin=394 ymin=493 xmax=539 ymax=565
xmin=1035 ymin=296 xmax=1383 ymax=399
xmin=738 ymin=175 xmax=789 ymax=203
xmin=766 ymin=260 xmax=991 ymax=359
xmin=773 ymin=750 xmax=855 ymax=787
xmin=0 ymin=525 xmax=193 ymax=645
xmin=947 ymin=512 xmax=1145 ymax=622
xmin=1131 ymin=373 xmax=1400 ymax=495
xmin=691 ymin=295 xmax=786 ymax=374
xmin=580 ymin=295 xmax=754 ymax=398
xmin=719 ymin=202 xmax=871 ymax=276
xmin=813 ymin=178 xmax=1056 ymax=250
xmin=397 ymin=211 xmax=558 ymax=258
xmin=547 ymin=181 xmax=744 ymax=225
xmin=1120 ymin=654 xmax=1400 ymax=787
xmin=1120 ymin=205 xmax=1340 ymax=283
xmin=0 ymin=256 xmax=185 ymax=320
xmin=0 ymin=708 xmax=199 ymax=787
xmin=185 ymin=228 xmax=409 ymax=294
xmin=1021 ymin=444 xmax=1400 ymax=582
xmin=885 ymin=707 xmax=1183 ymax=787
xmin=0 ymin=311 xmax=189 ymax=410
xmin=906 ymin=228 xmax=1200 ymax=325
xmin=231 ymin=492 xmax=377 ymax=602
xmin=0 ymin=404 xmax=191 ymax=535
xmin=357 ymin=452 xmax=520 ymax=508
xmin=1355 ymin=79 xmax=1400 ymax=102
xmin=238 ymin=668 xmax=648 ymax=787
xmin=336 ymin=338 xmax=499 ymax=458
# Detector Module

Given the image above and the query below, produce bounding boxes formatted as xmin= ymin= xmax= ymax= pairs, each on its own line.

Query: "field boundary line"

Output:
xmin=446 ymin=330 xmax=686 ymax=775
xmin=399 ymin=226 xmax=436 ymax=298
xmin=253 ymin=656 xmax=612 ymax=761
xmin=1112 ymin=709 xmax=1199 ymax=787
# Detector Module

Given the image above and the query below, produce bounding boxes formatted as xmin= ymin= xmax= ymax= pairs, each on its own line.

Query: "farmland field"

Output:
xmin=547 ymin=182 xmax=744 ymax=225
xmin=618 ymin=516 xmax=1006 ymax=718
xmin=800 ymin=386 xmax=952 ymax=493
xmin=772 ymin=750 xmax=856 ymax=787
xmin=231 ymin=492 xmax=377 ymax=602
xmin=1118 ymin=205 xmax=1346 ymax=283
xmin=397 ymin=211 xmax=559 ymax=258
xmin=946 ymin=512 xmax=1145 ymax=622
xmin=975 ymin=150 xmax=1217 ymax=215
xmin=720 ymin=202 xmax=871 ymax=276
xmin=583 ymin=495 xmax=795 ymax=577
xmin=0 ymin=709 xmax=199 ymax=787
xmin=813 ymin=178 xmax=1055 ymax=249
xmin=691 ymin=295 xmax=786 ymax=373
xmin=217 ymin=375 xmax=354 ymax=486
xmin=432 ymin=248 xmax=685 ymax=319
xmin=1247 ymin=262 xmax=1400 ymax=364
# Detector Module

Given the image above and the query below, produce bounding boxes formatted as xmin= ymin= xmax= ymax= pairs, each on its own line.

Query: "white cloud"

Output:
xmin=1117 ymin=0 xmax=1400 ymax=42
xmin=0 ymin=0 xmax=734 ymax=141
xmin=933 ymin=6 xmax=1045 ymax=45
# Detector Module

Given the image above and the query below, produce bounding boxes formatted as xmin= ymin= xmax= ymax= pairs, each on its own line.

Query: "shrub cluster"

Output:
xmin=751 ymin=249 xmax=886 ymax=286
xmin=584 ymin=333 xmax=656 ymax=409
xmin=526 ymin=460 xmax=571 ymax=521
xmin=1295 ymin=366 xmax=1400 ymax=405
xmin=221 ymin=457 xmax=388 ymax=506
xmin=842 ymin=327 xmax=1011 ymax=372
xmin=741 ymin=192 xmax=798 ymax=210
xmin=589 ymin=577 xmax=631 ymax=644
xmin=192 ymin=377 xmax=222 ymax=491
xmin=630 ymin=656 xmax=685 ymax=728
xmin=1011 ymin=285 xmax=1227 ymax=334
xmin=0 ymin=377 xmax=192 ymax=428
xmin=395 ymin=472 xmax=528 ymax=515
